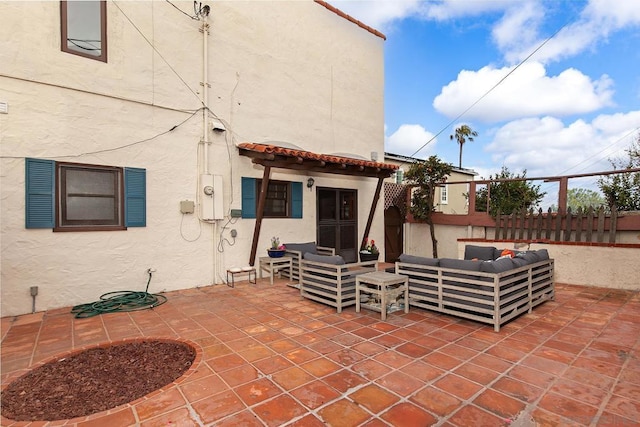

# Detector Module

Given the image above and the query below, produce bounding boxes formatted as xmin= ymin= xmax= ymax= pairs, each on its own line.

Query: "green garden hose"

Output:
xmin=71 ymin=271 xmax=167 ymax=318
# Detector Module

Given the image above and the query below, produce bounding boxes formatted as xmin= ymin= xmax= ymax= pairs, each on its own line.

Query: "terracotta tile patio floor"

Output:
xmin=1 ymin=274 xmax=639 ymax=426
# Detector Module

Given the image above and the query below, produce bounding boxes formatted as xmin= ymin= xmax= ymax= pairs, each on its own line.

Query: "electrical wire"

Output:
xmin=217 ymin=216 xmax=238 ymax=252
xmin=0 ymin=108 xmax=203 ymax=160
xmin=403 ymin=16 xmax=573 ymax=162
xmin=112 ymin=1 xmax=203 ymax=105
xmin=165 ymin=0 xmax=199 ymax=20
xmin=538 ymin=127 xmax=640 ymax=195
xmin=180 ymin=211 xmax=202 ymax=242
xmin=70 ymin=270 xmax=167 ymax=318
xmin=66 ymin=38 xmax=102 ymax=51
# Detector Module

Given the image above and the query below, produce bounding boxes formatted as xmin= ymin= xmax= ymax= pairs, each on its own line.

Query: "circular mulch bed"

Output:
xmin=1 ymin=339 xmax=196 ymax=421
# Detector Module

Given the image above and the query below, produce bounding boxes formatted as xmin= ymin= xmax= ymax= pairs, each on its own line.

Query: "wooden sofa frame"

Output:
xmin=300 ymin=259 xmax=377 ymax=313
xmin=395 ymin=259 xmax=554 ymax=331
xmin=284 ymin=246 xmax=335 ymax=285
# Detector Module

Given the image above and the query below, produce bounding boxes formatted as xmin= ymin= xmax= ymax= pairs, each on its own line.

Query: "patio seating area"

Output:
xmin=1 ymin=274 xmax=639 ymax=426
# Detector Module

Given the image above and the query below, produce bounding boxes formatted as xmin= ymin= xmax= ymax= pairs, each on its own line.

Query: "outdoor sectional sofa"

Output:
xmin=283 ymin=242 xmax=336 ymax=285
xmin=395 ymin=245 xmax=555 ymax=331
xmin=299 ymin=253 xmax=377 ymax=313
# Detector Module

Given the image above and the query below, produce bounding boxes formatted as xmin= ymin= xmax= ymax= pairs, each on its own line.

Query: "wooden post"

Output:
xmin=468 ymin=181 xmax=476 ymax=213
xmin=557 ymin=177 xmax=568 ymax=214
xmin=609 ymin=207 xmax=618 ymax=243
xmin=249 ymin=166 xmax=271 ymax=266
xmin=361 ymin=177 xmax=385 ymax=250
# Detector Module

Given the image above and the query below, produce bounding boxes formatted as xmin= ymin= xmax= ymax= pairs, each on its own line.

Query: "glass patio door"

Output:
xmin=317 ymin=188 xmax=358 ymax=263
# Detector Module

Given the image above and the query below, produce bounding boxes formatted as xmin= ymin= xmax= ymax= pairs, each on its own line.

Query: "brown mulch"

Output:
xmin=1 ymin=340 xmax=196 ymax=422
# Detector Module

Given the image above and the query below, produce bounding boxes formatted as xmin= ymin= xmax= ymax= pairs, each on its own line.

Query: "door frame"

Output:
xmin=316 ymin=187 xmax=358 ymax=263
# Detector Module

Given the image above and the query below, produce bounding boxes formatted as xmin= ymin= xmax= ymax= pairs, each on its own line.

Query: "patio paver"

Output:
xmin=1 ymin=277 xmax=639 ymax=426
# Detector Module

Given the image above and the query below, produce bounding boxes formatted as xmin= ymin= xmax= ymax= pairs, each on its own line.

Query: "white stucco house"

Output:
xmin=0 ymin=0 xmax=396 ymax=317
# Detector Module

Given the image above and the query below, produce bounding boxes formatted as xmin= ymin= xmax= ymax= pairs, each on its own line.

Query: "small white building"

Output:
xmin=0 ymin=0 xmax=395 ymax=316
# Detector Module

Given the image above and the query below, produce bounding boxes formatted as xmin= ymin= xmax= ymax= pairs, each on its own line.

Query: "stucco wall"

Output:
xmin=0 ymin=1 xmax=386 ymax=316
xmin=403 ymin=224 xmax=640 ymax=290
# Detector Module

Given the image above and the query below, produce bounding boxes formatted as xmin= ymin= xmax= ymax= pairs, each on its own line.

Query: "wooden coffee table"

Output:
xmin=356 ymin=271 xmax=409 ymax=320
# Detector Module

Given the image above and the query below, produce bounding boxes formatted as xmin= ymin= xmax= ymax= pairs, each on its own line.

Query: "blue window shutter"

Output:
xmin=241 ymin=177 xmax=256 ymax=218
xmin=25 ymin=158 xmax=55 ymax=228
xmin=291 ymin=181 xmax=302 ymax=218
xmin=125 ymin=167 xmax=146 ymax=227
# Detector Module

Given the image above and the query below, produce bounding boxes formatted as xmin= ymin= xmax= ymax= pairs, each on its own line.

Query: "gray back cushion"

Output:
xmin=480 ymin=257 xmax=516 ymax=273
xmin=285 ymin=242 xmax=317 ymax=257
xmin=464 ymin=245 xmax=497 ymax=261
xmin=304 ymin=252 xmax=346 ymax=265
xmin=534 ymin=249 xmax=550 ymax=261
xmin=398 ymin=254 xmax=440 ymax=267
xmin=511 ymin=257 xmax=529 ymax=268
xmin=440 ymin=258 xmax=482 ymax=271
xmin=515 ymin=251 xmax=539 ymax=264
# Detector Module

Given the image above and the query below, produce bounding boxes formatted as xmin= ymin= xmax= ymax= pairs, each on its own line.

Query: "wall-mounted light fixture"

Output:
xmin=307 ymin=177 xmax=315 ymax=190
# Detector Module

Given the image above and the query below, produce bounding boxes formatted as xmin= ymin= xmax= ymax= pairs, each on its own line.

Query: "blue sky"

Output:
xmin=329 ymin=0 xmax=640 ymax=196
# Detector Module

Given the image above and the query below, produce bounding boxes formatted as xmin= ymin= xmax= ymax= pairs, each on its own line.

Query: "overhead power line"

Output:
xmin=404 ymin=17 xmax=573 ymax=162
xmin=112 ymin=1 xmax=203 ymax=105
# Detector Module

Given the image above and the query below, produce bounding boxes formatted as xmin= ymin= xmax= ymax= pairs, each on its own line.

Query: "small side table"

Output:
xmin=258 ymin=256 xmax=292 ymax=285
xmin=226 ymin=267 xmax=256 ymax=288
xmin=356 ymin=271 xmax=409 ymax=320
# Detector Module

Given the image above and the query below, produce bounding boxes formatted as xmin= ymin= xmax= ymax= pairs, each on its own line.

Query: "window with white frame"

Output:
xmin=440 ymin=184 xmax=449 ymax=204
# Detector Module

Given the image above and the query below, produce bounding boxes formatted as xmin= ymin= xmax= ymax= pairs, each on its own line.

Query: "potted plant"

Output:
xmin=359 ymin=237 xmax=379 ymax=262
xmin=267 ymin=237 xmax=287 ymax=258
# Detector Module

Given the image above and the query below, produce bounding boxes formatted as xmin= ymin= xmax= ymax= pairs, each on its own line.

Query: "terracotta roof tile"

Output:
xmin=237 ymin=142 xmax=398 ymax=172
xmin=314 ymin=0 xmax=386 ymax=40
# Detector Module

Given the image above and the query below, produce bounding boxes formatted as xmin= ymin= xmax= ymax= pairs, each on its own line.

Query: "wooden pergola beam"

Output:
xmin=361 ymin=177 xmax=385 ymax=250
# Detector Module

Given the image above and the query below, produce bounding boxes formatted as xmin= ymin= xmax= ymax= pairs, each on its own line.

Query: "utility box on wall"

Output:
xmin=201 ymin=174 xmax=224 ymax=220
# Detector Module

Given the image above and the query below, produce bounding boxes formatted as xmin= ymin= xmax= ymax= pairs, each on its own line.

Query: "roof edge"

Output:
xmin=314 ymin=0 xmax=386 ymax=40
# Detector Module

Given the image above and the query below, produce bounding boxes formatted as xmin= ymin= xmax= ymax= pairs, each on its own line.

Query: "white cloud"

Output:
xmin=491 ymin=1 xmax=544 ymax=58
xmin=504 ymin=0 xmax=640 ymax=64
xmin=419 ymin=0 xmax=513 ymax=21
xmin=584 ymin=0 xmax=640 ymax=30
xmin=482 ymin=111 xmax=640 ymax=178
xmin=385 ymin=124 xmax=437 ymax=158
xmin=330 ymin=1 xmax=640 ymax=64
xmin=326 ymin=0 xmax=422 ymax=31
xmin=327 ymin=0 xmax=513 ymax=32
xmin=433 ymin=61 xmax=614 ymax=122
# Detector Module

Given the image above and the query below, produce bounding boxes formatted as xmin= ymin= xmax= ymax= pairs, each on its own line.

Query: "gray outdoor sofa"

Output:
xmin=395 ymin=245 xmax=555 ymax=331
xmin=299 ymin=253 xmax=377 ymax=313
xmin=283 ymin=242 xmax=335 ymax=285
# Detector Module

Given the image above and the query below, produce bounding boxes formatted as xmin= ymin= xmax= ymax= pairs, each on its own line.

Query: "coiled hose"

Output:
xmin=71 ymin=270 xmax=167 ymax=318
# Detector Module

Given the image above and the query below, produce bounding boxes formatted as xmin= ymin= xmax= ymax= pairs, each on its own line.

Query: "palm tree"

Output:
xmin=450 ymin=125 xmax=478 ymax=168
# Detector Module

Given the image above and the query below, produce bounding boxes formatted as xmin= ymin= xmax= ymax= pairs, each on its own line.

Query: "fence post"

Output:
xmin=575 ymin=207 xmax=583 ymax=242
xmin=563 ymin=207 xmax=573 ymax=241
xmin=536 ymin=208 xmax=543 ymax=240
xmin=597 ymin=206 xmax=605 ymax=243
xmin=609 ymin=207 xmax=618 ymax=243
xmin=545 ymin=208 xmax=553 ymax=239
xmin=586 ymin=207 xmax=594 ymax=242
xmin=554 ymin=210 xmax=562 ymax=241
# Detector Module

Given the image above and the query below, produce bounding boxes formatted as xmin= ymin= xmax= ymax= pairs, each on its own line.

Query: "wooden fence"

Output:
xmin=494 ymin=207 xmax=618 ymax=243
